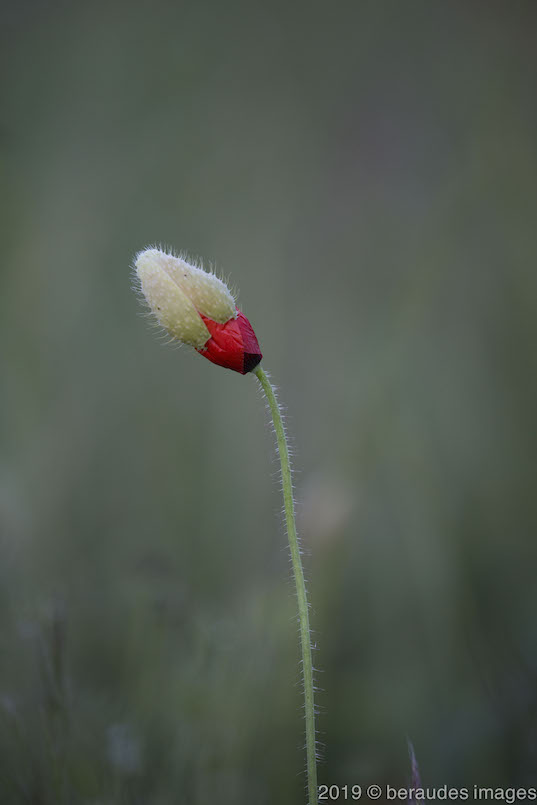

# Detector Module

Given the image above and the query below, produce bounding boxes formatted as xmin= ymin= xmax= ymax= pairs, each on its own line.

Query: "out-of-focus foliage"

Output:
xmin=1 ymin=2 xmax=537 ymax=802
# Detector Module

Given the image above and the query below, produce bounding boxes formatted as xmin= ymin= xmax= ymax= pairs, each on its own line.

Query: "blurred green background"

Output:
xmin=1 ymin=1 xmax=537 ymax=802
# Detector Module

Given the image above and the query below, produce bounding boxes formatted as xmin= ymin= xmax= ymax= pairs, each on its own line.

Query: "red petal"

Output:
xmin=197 ymin=310 xmax=262 ymax=374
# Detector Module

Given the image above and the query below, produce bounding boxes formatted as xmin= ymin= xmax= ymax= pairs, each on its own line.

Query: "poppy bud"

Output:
xmin=134 ymin=248 xmax=262 ymax=375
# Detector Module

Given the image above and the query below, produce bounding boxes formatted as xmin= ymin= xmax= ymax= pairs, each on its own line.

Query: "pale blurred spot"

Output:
xmin=0 ymin=693 xmax=18 ymax=718
xmin=298 ymin=471 xmax=355 ymax=549
xmin=106 ymin=722 xmax=143 ymax=775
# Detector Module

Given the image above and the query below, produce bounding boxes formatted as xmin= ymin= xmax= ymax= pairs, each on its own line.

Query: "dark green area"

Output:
xmin=1 ymin=1 xmax=537 ymax=802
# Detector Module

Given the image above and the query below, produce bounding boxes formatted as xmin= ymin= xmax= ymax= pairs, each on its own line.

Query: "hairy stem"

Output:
xmin=254 ymin=365 xmax=317 ymax=805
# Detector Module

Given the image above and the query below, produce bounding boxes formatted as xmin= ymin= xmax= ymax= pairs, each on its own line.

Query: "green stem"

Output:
xmin=254 ymin=365 xmax=317 ymax=805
